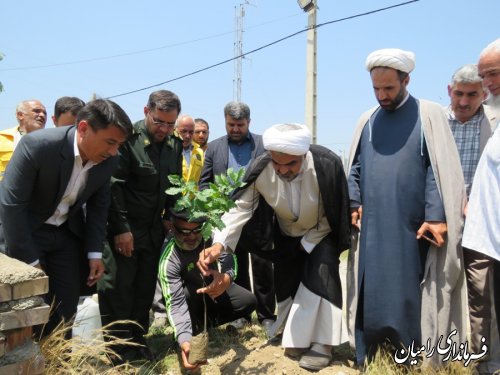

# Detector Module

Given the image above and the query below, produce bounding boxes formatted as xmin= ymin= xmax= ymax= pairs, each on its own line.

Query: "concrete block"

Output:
xmin=0 ymin=285 xmax=10 ymax=303
xmin=4 ymin=327 xmax=32 ymax=353
xmin=12 ymin=277 xmax=48 ymax=300
xmin=0 ymin=352 xmax=44 ymax=375
xmin=0 ymin=305 xmax=50 ymax=331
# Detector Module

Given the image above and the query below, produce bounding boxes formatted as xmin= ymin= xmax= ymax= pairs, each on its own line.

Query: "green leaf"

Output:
xmin=165 ymin=167 xmax=246 ymax=237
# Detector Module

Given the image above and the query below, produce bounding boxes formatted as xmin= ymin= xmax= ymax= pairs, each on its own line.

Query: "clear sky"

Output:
xmin=0 ymin=0 xmax=498 ymax=156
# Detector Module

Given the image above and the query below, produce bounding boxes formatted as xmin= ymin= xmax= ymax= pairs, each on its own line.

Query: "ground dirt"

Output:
xmin=147 ymin=323 xmax=360 ymax=375
xmin=201 ymin=335 xmax=359 ymax=375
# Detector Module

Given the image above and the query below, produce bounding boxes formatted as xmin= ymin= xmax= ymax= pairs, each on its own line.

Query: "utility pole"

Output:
xmin=233 ymin=3 xmax=246 ymax=102
xmin=305 ymin=2 xmax=317 ymax=144
xmin=297 ymin=0 xmax=318 ymax=144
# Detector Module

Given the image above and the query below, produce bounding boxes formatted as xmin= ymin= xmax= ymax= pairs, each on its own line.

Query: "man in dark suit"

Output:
xmin=199 ymin=101 xmax=276 ymax=330
xmin=0 ymin=99 xmax=133 ymax=337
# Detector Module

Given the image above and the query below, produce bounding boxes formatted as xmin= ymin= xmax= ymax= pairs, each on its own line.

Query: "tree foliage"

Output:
xmin=165 ymin=168 xmax=246 ymax=241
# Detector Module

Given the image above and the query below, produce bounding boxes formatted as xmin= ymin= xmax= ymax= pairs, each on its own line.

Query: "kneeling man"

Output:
xmin=159 ymin=209 xmax=256 ymax=371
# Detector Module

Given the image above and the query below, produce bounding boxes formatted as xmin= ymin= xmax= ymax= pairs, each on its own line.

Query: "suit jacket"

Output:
xmin=199 ymin=132 xmax=264 ymax=190
xmin=0 ymin=126 xmax=117 ymax=264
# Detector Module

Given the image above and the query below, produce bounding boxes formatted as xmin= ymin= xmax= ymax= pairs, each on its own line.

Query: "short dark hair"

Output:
xmin=76 ymin=99 xmax=133 ymax=138
xmin=147 ymin=90 xmax=181 ymax=114
xmin=224 ymin=101 xmax=250 ymax=120
xmin=53 ymin=96 xmax=85 ymax=119
xmin=194 ymin=118 xmax=209 ymax=130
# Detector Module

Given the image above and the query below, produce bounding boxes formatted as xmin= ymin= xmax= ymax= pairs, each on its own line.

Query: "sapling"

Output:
xmin=165 ymin=168 xmax=246 ymax=365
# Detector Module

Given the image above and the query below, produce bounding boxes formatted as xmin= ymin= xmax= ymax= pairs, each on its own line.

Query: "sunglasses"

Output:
xmin=174 ymin=225 xmax=203 ymax=235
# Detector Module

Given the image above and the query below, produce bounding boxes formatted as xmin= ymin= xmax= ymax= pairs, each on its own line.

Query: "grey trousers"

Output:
xmin=464 ymin=247 xmax=493 ymax=355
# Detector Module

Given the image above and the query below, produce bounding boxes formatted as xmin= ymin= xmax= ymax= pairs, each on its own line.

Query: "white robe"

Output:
xmin=214 ymin=152 xmax=347 ymax=347
xmin=462 ymin=122 xmax=500 ymax=260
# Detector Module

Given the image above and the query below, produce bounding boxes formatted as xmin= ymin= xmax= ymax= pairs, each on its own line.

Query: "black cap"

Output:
xmin=169 ymin=207 xmax=206 ymax=223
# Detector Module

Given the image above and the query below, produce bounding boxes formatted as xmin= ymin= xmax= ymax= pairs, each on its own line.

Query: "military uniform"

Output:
xmin=98 ymin=119 xmax=182 ymax=346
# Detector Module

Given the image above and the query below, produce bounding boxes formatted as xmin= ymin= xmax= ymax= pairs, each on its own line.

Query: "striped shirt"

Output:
xmin=447 ymin=106 xmax=483 ymax=197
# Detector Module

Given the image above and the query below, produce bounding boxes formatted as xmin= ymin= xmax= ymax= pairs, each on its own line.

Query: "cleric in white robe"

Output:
xmin=347 ymin=48 xmax=467 ymax=366
xmin=197 ymin=123 xmax=351 ymax=371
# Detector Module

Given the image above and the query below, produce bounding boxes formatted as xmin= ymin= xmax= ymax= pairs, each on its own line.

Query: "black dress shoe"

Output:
xmin=133 ymin=336 xmax=156 ymax=362
xmin=136 ymin=343 xmax=156 ymax=362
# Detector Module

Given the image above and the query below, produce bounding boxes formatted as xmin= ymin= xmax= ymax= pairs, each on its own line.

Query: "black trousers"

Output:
xmin=33 ymin=223 xmax=82 ymax=338
xmin=185 ymin=283 xmax=257 ymax=334
xmin=495 ymin=260 xmax=500 ymax=339
xmin=234 ymin=243 xmax=276 ymax=322
xmin=98 ymin=231 xmax=163 ymax=344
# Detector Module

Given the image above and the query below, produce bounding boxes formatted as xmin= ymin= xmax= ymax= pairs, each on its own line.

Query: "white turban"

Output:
xmin=263 ymin=123 xmax=311 ymax=155
xmin=365 ymin=48 xmax=416 ymax=73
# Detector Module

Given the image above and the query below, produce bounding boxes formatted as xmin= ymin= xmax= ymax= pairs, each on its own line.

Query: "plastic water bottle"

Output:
xmin=72 ymin=294 xmax=104 ymax=344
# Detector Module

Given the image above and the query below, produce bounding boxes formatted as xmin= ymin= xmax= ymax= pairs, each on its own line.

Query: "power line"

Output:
xmin=0 ymin=13 xmax=302 ymax=72
xmin=104 ymin=0 xmax=419 ymax=99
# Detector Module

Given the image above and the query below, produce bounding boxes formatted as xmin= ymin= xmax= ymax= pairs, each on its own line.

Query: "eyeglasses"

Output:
xmin=174 ymin=225 xmax=203 ymax=235
xmin=147 ymin=112 xmax=175 ymax=129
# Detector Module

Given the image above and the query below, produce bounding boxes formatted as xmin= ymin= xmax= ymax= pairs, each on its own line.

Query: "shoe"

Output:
xmin=260 ymin=319 xmax=275 ymax=336
xmin=299 ymin=349 xmax=331 ymax=371
xmin=134 ymin=336 xmax=156 ymax=362
xmin=284 ymin=347 xmax=308 ymax=359
xmin=227 ymin=317 xmax=248 ymax=330
xmin=136 ymin=345 xmax=156 ymax=362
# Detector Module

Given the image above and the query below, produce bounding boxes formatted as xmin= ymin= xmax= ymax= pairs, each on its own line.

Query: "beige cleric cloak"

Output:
xmin=346 ymin=99 xmax=467 ymax=365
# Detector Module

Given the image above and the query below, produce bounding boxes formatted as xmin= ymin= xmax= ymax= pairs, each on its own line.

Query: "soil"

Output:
xmin=147 ymin=322 xmax=360 ymax=374
xmin=200 ymin=335 xmax=359 ymax=375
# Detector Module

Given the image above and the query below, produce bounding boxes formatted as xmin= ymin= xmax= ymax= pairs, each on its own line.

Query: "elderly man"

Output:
xmin=193 ymin=118 xmax=210 ymax=151
xmin=347 ymin=48 xmax=466 ymax=365
xmin=176 ymin=115 xmax=204 ymax=183
xmin=446 ymin=64 xmax=497 ymax=358
xmin=463 ymin=38 xmax=500 ymax=373
xmin=0 ymin=99 xmax=47 ymax=178
xmin=0 ymin=99 xmax=132 ymax=337
xmin=159 ymin=208 xmax=256 ymax=371
xmin=97 ymin=90 xmax=183 ymax=362
xmin=198 ymin=123 xmax=351 ymax=371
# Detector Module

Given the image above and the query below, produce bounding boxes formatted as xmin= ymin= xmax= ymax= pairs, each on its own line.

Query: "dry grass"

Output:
xmin=34 ymin=316 xmax=480 ymax=374
xmin=363 ymin=348 xmax=476 ymax=375
xmin=38 ymin=320 xmax=152 ymax=374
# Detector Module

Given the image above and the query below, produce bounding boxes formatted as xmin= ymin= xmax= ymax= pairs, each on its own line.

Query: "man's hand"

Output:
xmin=180 ymin=341 xmax=203 ymax=370
xmin=87 ymin=259 xmax=105 ymax=287
xmin=197 ymin=243 xmax=223 ymax=276
xmin=114 ymin=232 xmax=134 ymax=257
xmin=351 ymin=206 xmax=362 ymax=230
xmin=416 ymin=221 xmax=447 ymax=248
xmin=197 ymin=270 xmax=231 ymax=298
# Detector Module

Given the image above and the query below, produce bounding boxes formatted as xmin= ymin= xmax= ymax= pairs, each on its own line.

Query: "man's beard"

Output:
xmin=487 ymin=94 xmax=500 ymax=111
xmin=379 ymin=86 xmax=406 ymax=110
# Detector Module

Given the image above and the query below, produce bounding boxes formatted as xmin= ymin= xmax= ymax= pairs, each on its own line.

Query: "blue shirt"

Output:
xmin=228 ymin=134 xmax=252 ymax=173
